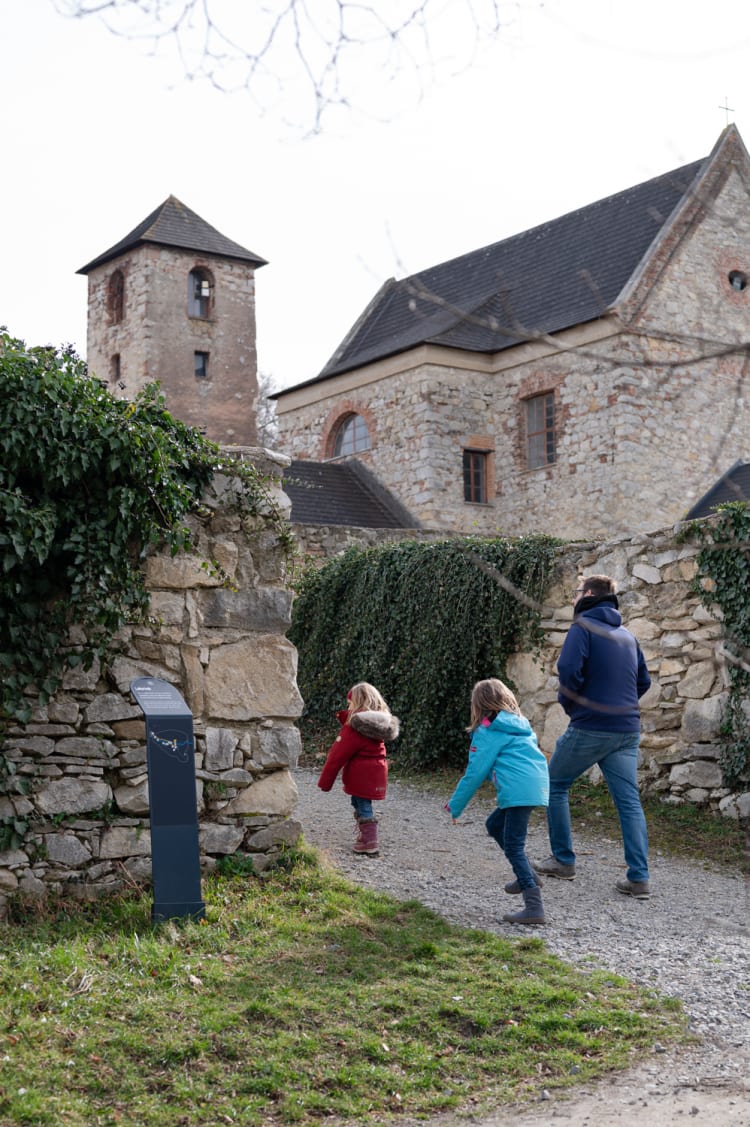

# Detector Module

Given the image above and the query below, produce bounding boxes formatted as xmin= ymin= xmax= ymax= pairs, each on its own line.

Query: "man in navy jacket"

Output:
xmin=535 ymin=574 xmax=652 ymax=899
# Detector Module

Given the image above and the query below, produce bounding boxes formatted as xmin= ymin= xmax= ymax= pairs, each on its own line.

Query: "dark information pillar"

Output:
xmin=130 ymin=677 xmax=205 ymax=923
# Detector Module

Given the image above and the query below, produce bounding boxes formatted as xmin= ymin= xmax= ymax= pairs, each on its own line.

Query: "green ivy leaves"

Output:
xmin=689 ymin=502 xmax=750 ymax=789
xmin=289 ymin=534 xmax=558 ymax=771
xmin=0 ymin=332 xmax=284 ymax=724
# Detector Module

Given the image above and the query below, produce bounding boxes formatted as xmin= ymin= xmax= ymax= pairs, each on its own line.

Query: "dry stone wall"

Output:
xmin=0 ymin=449 xmax=303 ymax=917
xmin=3 ymin=466 xmax=746 ymax=918
xmin=508 ymin=527 xmax=750 ymax=821
xmin=291 ymin=518 xmax=750 ymax=821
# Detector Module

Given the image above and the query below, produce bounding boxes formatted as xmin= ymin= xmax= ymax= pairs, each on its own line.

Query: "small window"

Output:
xmin=110 ymin=354 xmax=121 ymax=383
xmin=108 ymin=270 xmax=125 ymax=324
xmin=728 ymin=270 xmax=748 ymax=292
xmin=334 ymin=413 xmax=371 ymax=456
xmin=526 ymin=393 xmax=556 ymax=469
xmin=463 ymin=450 xmax=488 ymax=504
xmin=194 ymin=351 xmax=209 ymax=379
xmin=188 ymin=268 xmax=213 ymax=318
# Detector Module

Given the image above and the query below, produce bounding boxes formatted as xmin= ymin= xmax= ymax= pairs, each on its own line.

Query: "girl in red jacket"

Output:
xmin=317 ymin=682 xmax=400 ymax=856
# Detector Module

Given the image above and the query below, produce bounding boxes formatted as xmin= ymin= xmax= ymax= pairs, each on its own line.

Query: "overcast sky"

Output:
xmin=3 ymin=0 xmax=750 ymax=391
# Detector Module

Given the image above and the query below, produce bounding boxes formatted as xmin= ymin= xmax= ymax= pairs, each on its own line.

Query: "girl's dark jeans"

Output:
xmin=485 ymin=806 xmax=536 ymax=890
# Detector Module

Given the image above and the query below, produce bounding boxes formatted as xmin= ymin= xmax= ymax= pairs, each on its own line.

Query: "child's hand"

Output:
xmin=444 ymin=802 xmax=457 ymax=822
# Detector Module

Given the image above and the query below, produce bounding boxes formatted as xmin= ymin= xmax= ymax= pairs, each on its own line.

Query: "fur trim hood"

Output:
xmin=350 ymin=710 xmax=400 ymax=742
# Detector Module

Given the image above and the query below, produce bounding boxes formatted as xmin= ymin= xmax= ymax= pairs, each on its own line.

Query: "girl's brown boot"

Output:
xmin=353 ymin=818 xmax=379 ymax=856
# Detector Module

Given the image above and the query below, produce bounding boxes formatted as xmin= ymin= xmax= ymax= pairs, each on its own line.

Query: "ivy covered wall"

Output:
xmin=290 ymin=517 xmax=750 ymax=821
xmin=0 ymin=448 xmax=304 ymax=918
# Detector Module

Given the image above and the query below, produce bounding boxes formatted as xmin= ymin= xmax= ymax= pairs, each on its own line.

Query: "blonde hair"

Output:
xmin=467 ymin=678 xmax=521 ymax=731
xmin=346 ymin=681 xmax=391 ymax=721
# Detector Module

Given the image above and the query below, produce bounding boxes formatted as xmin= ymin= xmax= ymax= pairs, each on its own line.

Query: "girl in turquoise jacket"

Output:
xmin=445 ymin=678 xmax=549 ymax=926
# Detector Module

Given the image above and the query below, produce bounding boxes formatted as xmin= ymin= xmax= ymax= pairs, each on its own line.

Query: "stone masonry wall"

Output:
xmin=291 ymin=517 xmax=750 ymax=821
xmin=276 ymin=164 xmax=750 ymax=542
xmin=0 ymin=449 xmax=302 ymax=917
xmin=4 ymin=479 xmax=746 ymax=916
xmin=86 ymin=244 xmax=259 ymax=446
xmin=278 ymin=324 xmax=750 ymax=543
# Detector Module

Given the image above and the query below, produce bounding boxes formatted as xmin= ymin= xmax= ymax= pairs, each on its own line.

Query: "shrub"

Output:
xmin=0 ymin=331 xmax=284 ymax=723
xmin=289 ymin=535 xmax=558 ymax=769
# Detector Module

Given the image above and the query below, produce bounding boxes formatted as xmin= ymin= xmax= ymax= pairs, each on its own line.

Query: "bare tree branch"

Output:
xmin=52 ymin=0 xmax=513 ymax=133
xmin=256 ymin=370 xmax=280 ymax=448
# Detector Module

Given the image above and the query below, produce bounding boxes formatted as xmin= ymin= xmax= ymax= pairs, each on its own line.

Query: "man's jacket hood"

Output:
xmin=577 ymin=603 xmax=622 ymax=629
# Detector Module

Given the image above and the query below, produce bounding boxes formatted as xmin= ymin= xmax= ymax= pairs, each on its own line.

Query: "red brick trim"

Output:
xmin=463 ymin=436 xmax=496 ymax=501
xmin=715 ymin=249 xmax=750 ymax=307
xmin=515 ymin=377 xmax=564 ymax=473
xmin=320 ymin=399 xmax=378 ymax=459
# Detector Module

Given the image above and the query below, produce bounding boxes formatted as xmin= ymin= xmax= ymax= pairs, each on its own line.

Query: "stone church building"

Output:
xmin=78 ymin=196 xmax=266 ymax=446
xmin=274 ymin=126 xmax=750 ymax=541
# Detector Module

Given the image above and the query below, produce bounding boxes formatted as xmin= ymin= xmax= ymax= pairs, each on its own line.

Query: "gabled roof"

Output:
xmin=284 ymin=459 xmax=418 ymax=528
xmin=684 ymin=461 xmax=750 ymax=519
xmin=279 ymin=127 xmax=749 ymax=394
xmin=77 ymin=195 xmax=267 ymax=274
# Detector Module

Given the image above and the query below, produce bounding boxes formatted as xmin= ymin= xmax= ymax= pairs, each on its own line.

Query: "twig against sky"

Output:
xmin=52 ymin=0 xmax=514 ymax=133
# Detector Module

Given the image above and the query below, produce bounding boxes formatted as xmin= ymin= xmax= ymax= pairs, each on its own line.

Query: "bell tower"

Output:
xmin=78 ymin=196 xmax=267 ymax=446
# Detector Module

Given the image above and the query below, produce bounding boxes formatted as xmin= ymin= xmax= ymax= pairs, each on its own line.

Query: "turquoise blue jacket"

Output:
xmin=447 ymin=711 xmax=549 ymax=817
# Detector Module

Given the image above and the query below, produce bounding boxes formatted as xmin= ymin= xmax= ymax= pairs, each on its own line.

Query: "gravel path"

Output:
xmin=294 ymin=767 xmax=750 ymax=1125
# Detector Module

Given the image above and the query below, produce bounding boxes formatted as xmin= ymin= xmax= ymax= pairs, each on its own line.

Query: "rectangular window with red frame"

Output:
xmin=463 ymin=449 xmax=488 ymax=503
xmin=526 ymin=392 xmax=556 ymax=468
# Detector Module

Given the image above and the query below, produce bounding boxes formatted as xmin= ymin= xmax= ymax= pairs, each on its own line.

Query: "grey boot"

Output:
xmin=501 ymin=886 xmax=546 ymax=925
xmin=504 ymin=872 xmax=544 ymax=894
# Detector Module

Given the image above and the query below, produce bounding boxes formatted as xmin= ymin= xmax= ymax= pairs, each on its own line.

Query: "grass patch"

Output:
xmin=0 ymin=847 xmax=687 ymax=1126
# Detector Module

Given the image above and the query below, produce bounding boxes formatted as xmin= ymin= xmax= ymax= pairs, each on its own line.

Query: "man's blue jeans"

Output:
xmin=486 ymin=806 xmax=536 ymax=891
xmin=547 ymin=727 xmax=649 ymax=883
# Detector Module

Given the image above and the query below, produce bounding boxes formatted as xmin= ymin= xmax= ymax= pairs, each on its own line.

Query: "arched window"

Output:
xmin=188 ymin=268 xmax=213 ymax=318
xmin=333 ymin=413 xmax=371 ymax=456
xmin=107 ymin=270 xmax=125 ymax=324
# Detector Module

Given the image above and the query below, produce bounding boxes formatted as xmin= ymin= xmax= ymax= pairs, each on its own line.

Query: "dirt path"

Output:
xmin=295 ymin=768 xmax=750 ymax=1126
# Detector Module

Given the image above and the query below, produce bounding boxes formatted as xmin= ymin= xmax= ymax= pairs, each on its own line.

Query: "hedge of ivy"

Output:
xmin=687 ymin=501 xmax=750 ymax=790
xmin=289 ymin=535 xmax=559 ymax=771
xmin=0 ymin=332 xmax=286 ymax=724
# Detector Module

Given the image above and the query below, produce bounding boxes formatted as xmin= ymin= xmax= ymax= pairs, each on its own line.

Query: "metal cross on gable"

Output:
xmin=719 ymin=96 xmax=735 ymax=125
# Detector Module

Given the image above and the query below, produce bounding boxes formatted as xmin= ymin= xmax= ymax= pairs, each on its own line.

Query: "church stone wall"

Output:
xmin=289 ymin=517 xmax=750 ymax=822
xmin=278 ymin=318 xmax=750 ymax=542
xmin=85 ymin=245 xmax=259 ymax=446
xmin=0 ymin=450 xmax=301 ymax=918
xmin=276 ymin=169 xmax=750 ymax=542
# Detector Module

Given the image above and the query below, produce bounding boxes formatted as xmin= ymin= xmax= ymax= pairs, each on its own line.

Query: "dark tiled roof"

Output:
xmin=684 ymin=461 xmax=750 ymax=519
xmin=78 ymin=196 xmax=267 ymax=274
xmin=284 ymin=459 xmax=417 ymax=528
xmin=304 ymin=156 xmax=706 ymax=383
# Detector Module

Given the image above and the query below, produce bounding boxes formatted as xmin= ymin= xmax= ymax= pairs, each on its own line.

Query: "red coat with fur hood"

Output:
xmin=317 ymin=709 xmax=400 ymax=799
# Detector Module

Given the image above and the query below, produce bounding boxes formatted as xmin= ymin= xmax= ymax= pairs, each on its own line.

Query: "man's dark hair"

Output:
xmin=581 ymin=574 xmax=617 ymax=598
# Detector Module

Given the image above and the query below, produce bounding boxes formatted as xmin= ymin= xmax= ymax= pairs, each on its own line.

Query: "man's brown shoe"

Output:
xmin=533 ymin=855 xmax=576 ymax=880
xmin=615 ymin=879 xmax=650 ymax=900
